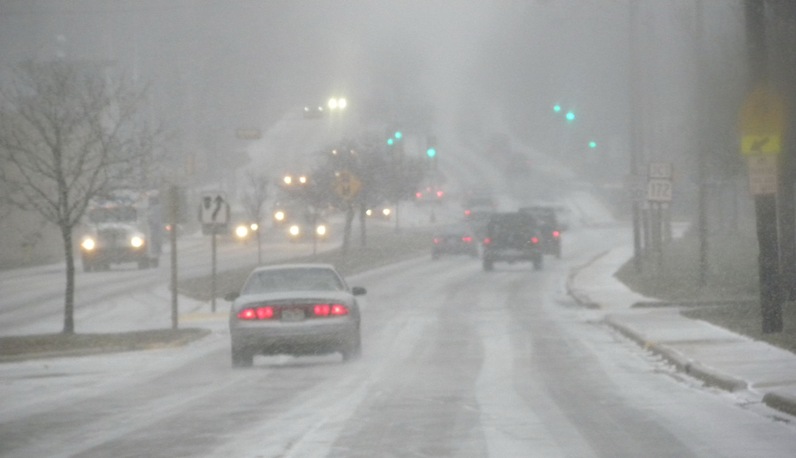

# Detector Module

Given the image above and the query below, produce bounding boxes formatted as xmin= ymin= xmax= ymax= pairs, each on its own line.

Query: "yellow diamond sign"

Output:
xmin=739 ymin=86 xmax=787 ymax=155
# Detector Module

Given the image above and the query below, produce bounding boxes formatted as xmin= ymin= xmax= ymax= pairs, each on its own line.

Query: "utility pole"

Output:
xmin=629 ymin=0 xmax=644 ymax=273
xmin=696 ymin=0 xmax=709 ymax=287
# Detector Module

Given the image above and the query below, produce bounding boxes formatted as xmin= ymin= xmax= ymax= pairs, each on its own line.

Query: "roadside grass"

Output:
xmin=0 ymin=328 xmax=211 ymax=361
xmin=616 ymin=229 xmax=796 ymax=354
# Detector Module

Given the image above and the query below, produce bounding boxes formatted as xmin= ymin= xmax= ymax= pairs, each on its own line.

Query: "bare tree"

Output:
xmin=241 ymin=171 xmax=269 ymax=263
xmin=0 ymin=61 xmax=162 ymax=334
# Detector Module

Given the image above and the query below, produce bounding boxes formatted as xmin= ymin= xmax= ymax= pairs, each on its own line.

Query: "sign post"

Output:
xmin=740 ymin=85 xmax=786 ymax=333
xmin=200 ymin=192 xmax=229 ymax=313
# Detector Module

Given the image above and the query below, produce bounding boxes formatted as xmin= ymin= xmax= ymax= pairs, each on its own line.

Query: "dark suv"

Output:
xmin=519 ymin=206 xmax=562 ymax=258
xmin=481 ymin=212 xmax=544 ymax=271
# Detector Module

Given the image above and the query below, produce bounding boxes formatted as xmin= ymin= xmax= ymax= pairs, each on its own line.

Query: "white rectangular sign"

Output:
xmin=647 ymin=179 xmax=673 ymax=202
xmin=648 ymin=162 xmax=673 ymax=179
xmin=747 ymin=155 xmax=778 ymax=196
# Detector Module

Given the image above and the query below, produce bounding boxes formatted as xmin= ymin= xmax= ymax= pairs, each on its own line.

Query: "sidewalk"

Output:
xmin=567 ymin=247 xmax=796 ymax=418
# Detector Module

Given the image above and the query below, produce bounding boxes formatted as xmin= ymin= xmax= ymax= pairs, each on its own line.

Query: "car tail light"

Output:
xmin=553 ymin=230 xmax=560 ymax=238
xmin=416 ymin=192 xmax=423 ymax=199
xmin=462 ymin=236 xmax=473 ymax=243
xmin=433 ymin=238 xmax=441 ymax=244
xmin=313 ymin=303 xmax=348 ymax=317
xmin=483 ymin=237 xmax=492 ymax=245
xmin=436 ymin=190 xmax=444 ymax=198
xmin=464 ymin=209 xmax=471 ymax=216
xmin=331 ymin=304 xmax=349 ymax=316
xmin=531 ymin=237 xmax=539 ymax=244
xmin=238 ymin=306 xmax=276 ymax=320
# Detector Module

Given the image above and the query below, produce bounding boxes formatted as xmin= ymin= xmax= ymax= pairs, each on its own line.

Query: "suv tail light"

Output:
xmin=483 ymin=237 xmax=492 ymax=245
xmin=462 ymin=236 xmax=473 ymax=243
xmin=553 ymin=230 xmax=560 ymax=238
xmin=531 ymin=237 xmax=539 ymax=244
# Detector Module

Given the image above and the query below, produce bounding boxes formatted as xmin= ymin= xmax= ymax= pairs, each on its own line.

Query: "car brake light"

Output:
xmin=256 ymin=306 xmax=275 ymax=320
xmin=553 ymin=231 xmax=560 ymax=238
xmin=433 ymin=238 xmax=441 ymax=244
xmin=331 ymin=304 xmax=349 ymax=315
xmin=237 ymin=306 xmax=276 ymax=320
xmin=483 ymin=237 xmax=492 ymax=245
xmin=464 ymin=209 xmax=471 ymax=216
xmin=462 ymin=236 xmax=473 ymax=243
xmin=313 ymin=303 xmax=348 ymax=317
xmin=436 ymin=190 xmax=444 ymax=198
xmin=416 ymin=192 xmax=423 ymax=199
xmin=531 ymin=237 xmax=539 ymax=244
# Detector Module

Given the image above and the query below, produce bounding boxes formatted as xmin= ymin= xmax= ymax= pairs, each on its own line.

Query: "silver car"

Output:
xmin=225 ymin=263 xmax=366 ymax=367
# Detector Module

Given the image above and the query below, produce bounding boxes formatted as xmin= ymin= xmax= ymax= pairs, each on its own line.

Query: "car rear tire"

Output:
xmin=341 ymin=333 xmax=362 ymax=362
xmin=231 ymin=346 xmax=253 ymax=368
xmin=533 ymin=256 xmax=544 ymax=271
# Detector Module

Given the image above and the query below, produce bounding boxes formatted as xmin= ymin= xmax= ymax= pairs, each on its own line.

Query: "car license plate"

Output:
xmin=281 ymin=308 xmax=305 ymax=322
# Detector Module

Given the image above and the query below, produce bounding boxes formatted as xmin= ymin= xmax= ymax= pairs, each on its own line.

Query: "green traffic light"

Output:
xmin=426 ymin=147 xmax=436 ymax=158
xmin=566 ymin=111 xmax=575 ymax=122
xmin=589 ymin=141 xmax=597 ymax=149
xmin=553 ymin=104 xmax=561 ymax=113
xmin=387 ymin=138 xmax=394 ymax=146
xmin=394 ymin=131 xmax=403 ymax=140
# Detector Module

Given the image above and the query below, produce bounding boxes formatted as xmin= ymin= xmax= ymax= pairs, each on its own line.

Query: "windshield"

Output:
xmin=87 ymin=207 xmax=137 ymax=224
xmin=241 ymin=267 xmax=345 ymax=294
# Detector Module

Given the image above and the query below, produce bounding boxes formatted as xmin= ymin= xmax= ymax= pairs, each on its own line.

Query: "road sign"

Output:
xmin=747 ymin=154 xmax=778 ymax=196
xmin=647 ymin=179 xmax=673 ymax=202
xmin=648 ymin=162 xmax=673 ymax=179
xmin=740 ymin=86 xmax=786 ymax=155
xmin=335 ymin=171 xmax=362 ymax=201
xmin=200 ymin=192 xmax=230 ymax=224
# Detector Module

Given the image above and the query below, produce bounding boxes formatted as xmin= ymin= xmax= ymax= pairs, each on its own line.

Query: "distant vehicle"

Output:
xmin=303 ymin=105 xmax=325 ymax=119
xmin=462 ymin=195 xmax=496 ymax=239
xmin=431 ymin=224 xmax=479 ymax=260
xmin=233 ymin=220 xmax=261 ymax=243
xmin=519 ymin=206 xmax=562 ymax=258
xmin=415 ymin=185 xmax=445 ymax=204
xmin=225 ymin=263 xmax=366 ymax=367
xmin=481 ymin=212 xmax=544 ymax=271
xmin=365 ymin=205 xmax=393 ymax=220
xmin=286 ymin=219 xmax=329 ymax=243
xmin=79 ymin=190 xmax=162 ymax=271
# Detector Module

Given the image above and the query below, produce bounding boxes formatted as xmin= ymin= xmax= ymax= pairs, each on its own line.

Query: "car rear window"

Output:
xmin=242 ymin=268 xmax=345 ymax=294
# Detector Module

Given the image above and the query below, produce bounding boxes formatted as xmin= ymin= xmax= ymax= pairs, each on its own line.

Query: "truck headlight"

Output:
xmin=274 ymin=211 xmax=285 ymax=222
xmin=235 ymin=225 xmax=249 ymax=239
xmin=316 ymin=224 xmax=327 ymax=236
xmin=289 ymin=225 xmax=300 ymax=236
xmin=81 ymin=237 xmax=96 ymax=251
xmin=130 ymin=235 xmax=145 ymax=248
xmin=382 ymin=208 xmax=391 ymax=217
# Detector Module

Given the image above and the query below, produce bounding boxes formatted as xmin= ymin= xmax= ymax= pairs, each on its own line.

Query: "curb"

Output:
xmin=603 ymin=315 xmax=748 ymax=392
xmin=763 ymin=391 xmax=796 ymax=418
xmin=565 ymin=250 xmax=608 ymax=310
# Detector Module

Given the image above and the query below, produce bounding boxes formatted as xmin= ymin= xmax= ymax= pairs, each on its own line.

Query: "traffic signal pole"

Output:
xmin=629 ymin=0 xmax=643 ymax=273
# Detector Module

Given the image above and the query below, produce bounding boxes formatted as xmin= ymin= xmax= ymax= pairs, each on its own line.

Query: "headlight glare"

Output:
xmin=81 ymin=238 xmax=96 ymax=251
